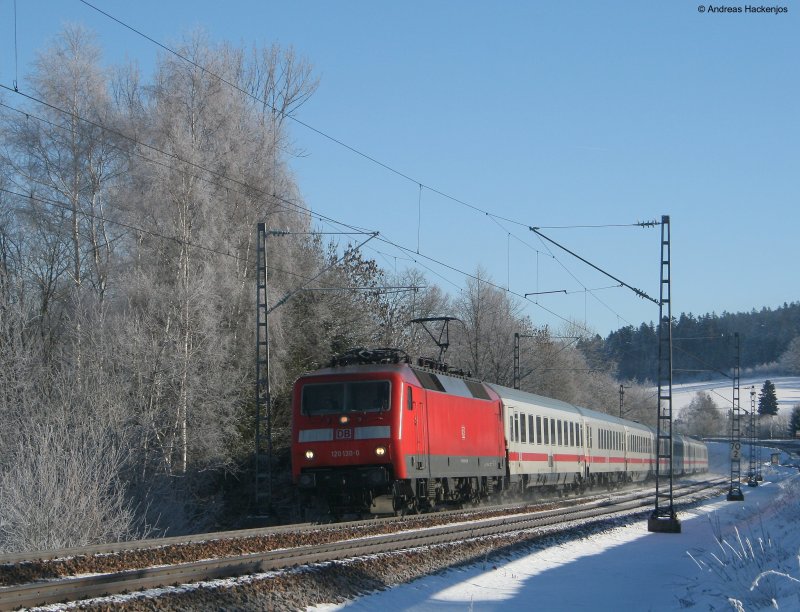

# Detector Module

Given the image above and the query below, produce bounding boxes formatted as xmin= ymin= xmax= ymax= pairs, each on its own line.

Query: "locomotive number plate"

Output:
xmin=335 ymin=428 xmax=354 ymax=440
xmin=331 ymin=449 xmax=360 ymax=458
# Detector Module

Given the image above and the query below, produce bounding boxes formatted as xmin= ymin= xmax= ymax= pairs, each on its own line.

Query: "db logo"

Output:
xmin=336 ymin=429 xmax=353 ymax=440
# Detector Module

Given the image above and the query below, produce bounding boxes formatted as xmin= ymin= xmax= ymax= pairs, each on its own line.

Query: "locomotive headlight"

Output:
xmin=339 ymin=415 xmax=350 ymax=425
xmin=375 ymin=446 xmax=387 ymax=457
xmin=304 ymin=450 xmax=315 ymax=461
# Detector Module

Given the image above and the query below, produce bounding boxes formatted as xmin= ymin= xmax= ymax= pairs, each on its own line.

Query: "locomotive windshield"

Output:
xmin=301 ymin=380 xmax=391 ymax=415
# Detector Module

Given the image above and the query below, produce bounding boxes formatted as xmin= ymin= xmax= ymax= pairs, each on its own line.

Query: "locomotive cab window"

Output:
xmin=302 ymin=380 xmax=391 ymax=415
xmin=407 ymin=386 xmax=413 ymax=411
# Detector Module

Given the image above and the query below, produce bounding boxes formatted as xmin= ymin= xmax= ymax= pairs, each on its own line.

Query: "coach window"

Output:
xmin=556 ymin=420 xmax=562 ymax=446
xmin=579 ymin=424 xmax=583 ymax=447
xmin=520 ymin=413 xmax=527 ymax=443
xmin=569 ymin=422 xmax=575 ymax=447
xmin=543 ymin=417 xmax=549 ymax=444
xmin=529 ymin=415 xmax=535 ymax=444
xmin=536 ymin=416 xmax=542 ymax=444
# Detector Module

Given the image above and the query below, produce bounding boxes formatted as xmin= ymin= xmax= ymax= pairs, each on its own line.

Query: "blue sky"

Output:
xmin=2 ymin=1 xmax=797 ymax=336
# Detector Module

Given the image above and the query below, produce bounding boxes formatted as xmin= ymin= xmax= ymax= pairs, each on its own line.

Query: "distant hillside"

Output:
xmin=599 ymin=302 xmax=800 ymax=382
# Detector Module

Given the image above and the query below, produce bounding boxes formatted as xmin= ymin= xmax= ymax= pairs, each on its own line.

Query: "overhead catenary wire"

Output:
xmin=0 ymin=186 xmax=389 ymax=294
xmin=0 ymin=86 xmax=597 ymax=333
xmin=12 ymin=0 xmax=19 ymax=91
xmin=76 ymin=0 xmax=535 ymax=232
xmin=490 ymin=213 xmax=634 ymax=328
xmin=530 ymin=226 xmax=659 ymax=305
xmin=1 ymin=10 xmax=648 ymax=339
xmin=0 ymin=90 xmax=472 ymax=309
xmin=74 ymin=0 xmax=664 ymax=309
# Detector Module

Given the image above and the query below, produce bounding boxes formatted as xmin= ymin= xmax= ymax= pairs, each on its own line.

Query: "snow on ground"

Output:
xmin=672 ymin=376 xmax=800 ymax=421
xmin=310 ymin=442 xmax=800 ymax=611
xmin=307 ymin=378 xmax=800 ymax=611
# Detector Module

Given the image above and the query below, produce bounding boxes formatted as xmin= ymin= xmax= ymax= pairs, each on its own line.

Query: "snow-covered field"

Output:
xmin=672 ymin=376 xmax=800 ymax=421
xmin=311 ymin=377 xmax=800 ymax=612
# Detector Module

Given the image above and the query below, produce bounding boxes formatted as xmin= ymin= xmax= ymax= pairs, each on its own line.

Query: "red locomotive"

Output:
xmin=291 ymin=348 xmax=707 ymax=516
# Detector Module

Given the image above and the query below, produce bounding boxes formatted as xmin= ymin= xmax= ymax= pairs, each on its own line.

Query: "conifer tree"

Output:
xmin=758 ymin=380 xmax=779 ymax=416
xmin=788 ymin=405 xmax=800 ymax=438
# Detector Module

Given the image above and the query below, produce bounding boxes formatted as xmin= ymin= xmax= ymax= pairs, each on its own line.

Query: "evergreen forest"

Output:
xmin=600 ymin=303 xmax=800 ymax=383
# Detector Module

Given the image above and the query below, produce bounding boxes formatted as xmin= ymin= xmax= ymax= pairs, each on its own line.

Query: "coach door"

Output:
xmin=409 ymin=386 xmax=430 ymax=477
xmin=509 ymin=407 xmax=523 ymax=473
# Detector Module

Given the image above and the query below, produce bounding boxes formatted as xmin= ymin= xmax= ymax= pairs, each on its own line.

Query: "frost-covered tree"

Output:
xmin=118 ymin=33 xmax=317 ymax=482
xmin=779 ymin=337 xmax=800 ymax=375
xmin=450 ymin=268 xmax=527 ymax=385
xmin=680 ymin=391 xmax=726 ymax=437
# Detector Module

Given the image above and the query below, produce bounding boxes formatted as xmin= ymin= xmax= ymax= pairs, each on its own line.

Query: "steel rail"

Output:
xmin=0 ymin=484 xmax=658 ymax=566
xmin=0 ymin=477 xmax=726 ymax=610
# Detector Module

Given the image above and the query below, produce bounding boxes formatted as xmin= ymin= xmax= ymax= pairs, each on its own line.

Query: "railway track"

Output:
xmin=0 ymin=477 xmax=727 ymax=611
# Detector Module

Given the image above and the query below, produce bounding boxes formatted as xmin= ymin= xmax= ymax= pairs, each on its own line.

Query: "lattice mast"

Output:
xmin=648 ymin=215 xmax=680 ymax=533
xmin=254 ymin=223 xmax=273 ymax=516
xmin=727 ymin=333 xmax=744 ymax=501
xmin=748 ymin=385 xmax=758 ymax=487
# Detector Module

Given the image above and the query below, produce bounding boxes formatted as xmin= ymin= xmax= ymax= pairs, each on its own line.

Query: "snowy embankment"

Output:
xmin=311 ymin=441 xmax=800 ymax=611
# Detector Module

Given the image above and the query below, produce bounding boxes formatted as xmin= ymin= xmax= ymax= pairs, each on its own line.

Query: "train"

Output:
xmin=291 ymin=348 xmax=708 ymax=516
